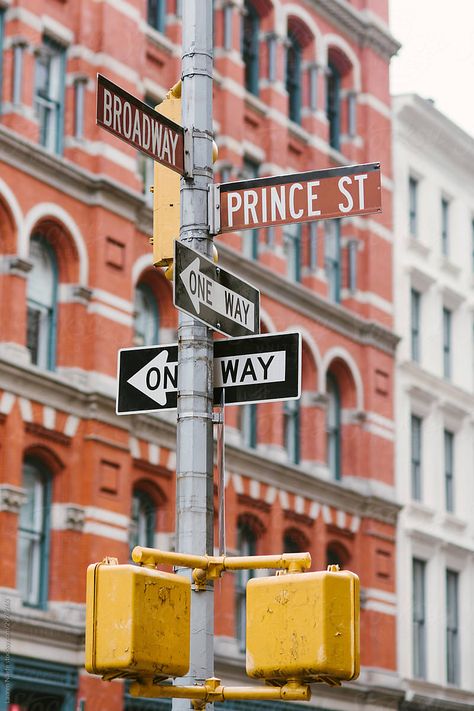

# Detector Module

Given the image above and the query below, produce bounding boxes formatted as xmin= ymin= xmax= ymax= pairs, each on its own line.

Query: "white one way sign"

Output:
xmin=174 ymin=241 xmax=260 ymax=337
xmin=116 ymin=332 xmax=300 ymax=414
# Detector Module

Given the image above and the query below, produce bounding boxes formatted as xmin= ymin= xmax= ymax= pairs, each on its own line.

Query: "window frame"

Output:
xmin=242 ymin=158 xmax=260 ymax=260
xmin=325 ymin=219 xmax=341 ymax=303
xmin=409 ymin=176 xmax=418 ymax=238
xmin=34 ymin=37 xmax=66 ymax=155
xmin=133 ymin=282 xmax=159 ymax=346
xmin=446 ymin=569 xmax=460 ymax=685
xmin=283 ymin=222 xmax=302 ymax=282
xmin=441 ymin=197 xmax=450 ymax=257
xmin=443 ymin=306 xmax=452 ymax=379
xmin=239 ymin=403 xmax=257 ymax=449
xmin=412 ymin=558 xmax=427 ymax=679
xmin=326 ymin=373 xmax=341 ymax=480
xmin=17 ymin=459 xmax=52 ymax=609
xmin=235 ymin=521 xmax=257 ymax=649
xmin=283 ymin=398 xmax=300 ymax=465
xmin=444 ymin=429 xmax=454 ymax=513
xmin=242 ymin=1 xmax=260 ymax=96
xmin=26 ymin=235 xmax=58 ymax=371
xmin=286 ymin=30 xmax=302 ymax=125
xmin=411 ymin=414 xmax=422 ymax=501
xmin=411 ymin=288 xmax=421 ymax=362
xmin=326 ymin=62 xmax=341 ymax=151
xmin=129 ymin=489 xmax=156 ymax=555
xmin=147 ymin=0 xmax=166 ymax=33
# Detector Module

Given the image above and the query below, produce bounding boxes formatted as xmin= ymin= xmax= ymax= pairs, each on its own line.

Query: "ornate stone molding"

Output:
xmin=65 ymin=505 xmax=86 ymax=532
xmin=0 ymin=484 xmax=27 ymax=513
xmin=8 ymin=257 xmax=33 ymax=277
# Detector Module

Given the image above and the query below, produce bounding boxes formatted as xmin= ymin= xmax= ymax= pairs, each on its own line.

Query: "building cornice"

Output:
xmin=312 ymin=0 xmax=401 ymax=60
xmin=219 ymin=243 xmax=400 ymax=355
xmin=399 ymin=361 xmax=474 ymax=417
xmin=227 ymin=442 xmax=401 ymax=526
xmin=393 ymin=94 xmax=474 ymax=181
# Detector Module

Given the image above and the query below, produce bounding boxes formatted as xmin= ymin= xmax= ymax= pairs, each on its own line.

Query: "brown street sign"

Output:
xmin=96 ymin=74 xmax=185 ymax=175
xmin=212 ymin=162 xmax=381 ymax=234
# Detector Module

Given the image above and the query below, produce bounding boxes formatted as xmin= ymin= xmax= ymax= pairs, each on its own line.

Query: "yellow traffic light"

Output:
xmin=153 ymin=81 xmax=181 ymax=267
xmin=85 ymin=558 xmax=190 ymax=681
xmin=246 ymin=566 xmax=360 ymax=685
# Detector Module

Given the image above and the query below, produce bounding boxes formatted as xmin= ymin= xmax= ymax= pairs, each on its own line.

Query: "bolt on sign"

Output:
xmin=96 ymin=74 xmax=185 ymax=175
xmin=211 ymin=162 xmax=381 ymax=234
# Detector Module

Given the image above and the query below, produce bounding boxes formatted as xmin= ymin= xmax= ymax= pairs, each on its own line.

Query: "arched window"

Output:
xmin=26 ymin=236 xmax=58 ymax=370
xmin=283 ymin=528 xmax=309 ymax=554
xmin=235 ymin=519 xmax=257 ymax=648
xmin=17 ymin=459 xmax=51 ymax=607
xmin=326 ymin=542 xmax=348 ymax=569
xmin=133 ymin=283 xmax=159 ymax=346
xmin=129 ymin=490 xmax=156 ymax=554
xmin=284 ymin=398 xmax=300 ymax=464
xmin=286 ymin=30 xmax=302 ymax=124
xmin=326 ymin=373 xmax=341 ymax=480
xmin=242 ymin=1 xmax=260 ymax=95
xmin=326 ymin=61 xmax=341 ymax=150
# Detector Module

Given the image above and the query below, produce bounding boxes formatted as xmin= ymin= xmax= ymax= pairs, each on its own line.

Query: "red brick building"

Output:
xmin=0 ymin=1 xmax=400 ymax=710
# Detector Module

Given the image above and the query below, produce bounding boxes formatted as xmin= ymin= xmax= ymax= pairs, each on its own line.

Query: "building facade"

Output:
xmin=0 ymin=1 xmax=400 ymax=710
xmin=393 ymin=94 xmax=474 ymax=710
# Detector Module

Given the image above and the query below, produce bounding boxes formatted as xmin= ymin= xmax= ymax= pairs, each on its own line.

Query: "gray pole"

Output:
xmin=174 ymin=1 xmax=214 ymax=709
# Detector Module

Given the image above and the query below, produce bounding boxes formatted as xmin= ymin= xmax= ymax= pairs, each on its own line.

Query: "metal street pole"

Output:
xmin=174 ymin=1 xmax=214 ymax=709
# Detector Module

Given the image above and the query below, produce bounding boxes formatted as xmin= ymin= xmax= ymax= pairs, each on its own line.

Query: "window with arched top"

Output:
xmin=17 ymin=458 xmax=52 ymax=607
xmin=242 ymin=1 xmax=260 ymax=95
xmin=129 ymin=490 xmax=156 ymax=554
xmin=235 ymin=518 xmax=258 ymax=648
xmin=326 ymin=372 xmax=341 ymax=480
xmin=326 ymin=541 xmax=349 ymax=569
xmin=27 ymin=236 xmax=58 ymax=370
xmin=286 ymin=30 xmax=302 ymax=124
xmin=283 ymin=528 xmax=310 ymax=554
xmin=133 ymin=283 xmax=159 ymax=346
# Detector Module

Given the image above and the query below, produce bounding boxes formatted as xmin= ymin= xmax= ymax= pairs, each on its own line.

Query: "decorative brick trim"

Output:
xmin=25 ymin=422 xmax=71 ymax=446
xmin=133 ymin=457 xmax=172 ymax=478
xmin=65 ymin=505 xmax=86 ymax=531
xmin=237 ymin=493 xmax=271 ymax=514
xmin=283 ymin=509 xmax=315 ymax=527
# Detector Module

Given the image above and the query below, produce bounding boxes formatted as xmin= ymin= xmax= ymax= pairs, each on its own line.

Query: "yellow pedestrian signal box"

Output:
xmin=85 ymin=558 xmax=190 ymax=681
xmin=153 ymin=82 xmax=181 ymax=268
xmin=246 ymin=567 xmax=360 ymax=685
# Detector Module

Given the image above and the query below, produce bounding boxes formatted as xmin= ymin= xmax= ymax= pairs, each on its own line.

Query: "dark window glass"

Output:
xmin=413 ymin=558 xmax=426 ymax=678
xmin=147 ymin=0 xmax=165 ymax=32
xmin=134 ymin=283 xmax=159 ymax=346
xmin=242 ymin=158 xmax=259 ymax=259
xmin=26 ymin=237 xmax=58 ymax=370
xmin=326 ymin=62 xmax=341 ymax=150
xmin=239 ymin=403 xmax=257 ymax=449
xmin=411 ymin=415 xmax=422 ymax=501
xmin=286 ymin=32 xmax=302 ymax=124
xmin=283 ymin=223 xmax=301 ymax=282
xmin=242 ymin=1 xmax=260 ymax=95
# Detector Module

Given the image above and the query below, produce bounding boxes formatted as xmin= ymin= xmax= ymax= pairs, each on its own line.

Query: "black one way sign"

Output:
xmin=174 ymin=241 xmax=260 ymax=337
xmin=116 ymin=332 xmax=301 ymax=414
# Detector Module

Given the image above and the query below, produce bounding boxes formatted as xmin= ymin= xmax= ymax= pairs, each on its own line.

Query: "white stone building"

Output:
xmin=392 ymin=93 xmax=474 ymax=710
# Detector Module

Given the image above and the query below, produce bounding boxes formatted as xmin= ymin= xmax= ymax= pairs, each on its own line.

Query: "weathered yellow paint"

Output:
xmin=246 ymin=568 xmax=360 ymax=684
xmin=153 ymin=90 xmax=181 ymax=267
xmin=85 ymin=558 xmax=190 ymax=681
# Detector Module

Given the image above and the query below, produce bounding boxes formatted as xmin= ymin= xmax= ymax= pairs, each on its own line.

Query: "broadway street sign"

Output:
xmin=96 ymin=74 xmax=185 ymax=175
xmin=116 ymin=332 xmax=301 ymax=414
xmin=209 ymin=162 xmax=381 ymax=234
xmin=174 ymin=241 xmax=260 ymax=337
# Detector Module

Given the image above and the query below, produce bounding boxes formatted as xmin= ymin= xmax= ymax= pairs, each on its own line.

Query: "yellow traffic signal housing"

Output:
xmin=85 ymin=559 xmax=190 ymax=681
xmin=246 ymin=567 xmax=360 ymax=685
xmin=153 ymin=82 xmax=181 ymax=267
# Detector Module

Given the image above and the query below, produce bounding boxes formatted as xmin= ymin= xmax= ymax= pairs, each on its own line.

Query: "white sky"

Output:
xmin=389 ymin=0 xmax=474 ymax=138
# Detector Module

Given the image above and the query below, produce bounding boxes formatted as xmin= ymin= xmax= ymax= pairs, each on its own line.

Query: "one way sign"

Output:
xmin=174 ymin=241 xmax=260 ymax=337
xmin=116 ymin=332 xmax=301 ymax=414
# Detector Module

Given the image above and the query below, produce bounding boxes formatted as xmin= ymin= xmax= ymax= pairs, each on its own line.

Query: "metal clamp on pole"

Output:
xmin=208 ymin=184 xmax=220 ymax=235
